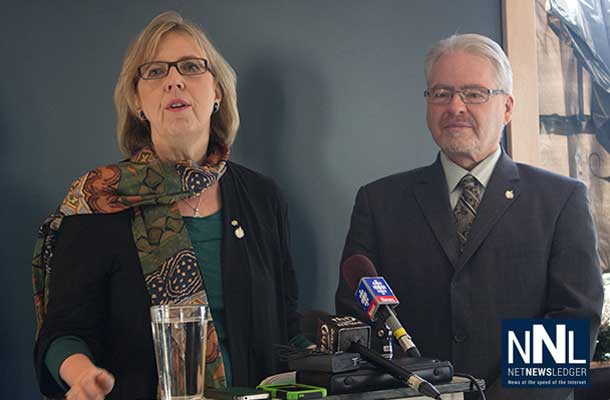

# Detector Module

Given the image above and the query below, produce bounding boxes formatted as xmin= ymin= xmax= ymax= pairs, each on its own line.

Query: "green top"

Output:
xmin=44 ymin=336 xmax=94 ymax=390
xmin=183 ymin=211 xmax=232 ymax=386
xmin=45 ymin=210 xmax=233 ymax=387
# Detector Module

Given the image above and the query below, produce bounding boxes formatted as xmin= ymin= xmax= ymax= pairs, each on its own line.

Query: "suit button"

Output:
xmin=454 ymin=332 xmax=468 ymax=343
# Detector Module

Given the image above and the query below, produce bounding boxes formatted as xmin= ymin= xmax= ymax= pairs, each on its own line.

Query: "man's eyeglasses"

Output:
xmin=424 ymin=86 xmax=508 ymax=104
xmin=137 ymin=58 xmax=211 ymax=80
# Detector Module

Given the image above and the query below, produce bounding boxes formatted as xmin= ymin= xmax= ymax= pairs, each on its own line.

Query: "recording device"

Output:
xmin=341 ymin=254 xmax=422 ymax=357
xmin=350 ymin=342 xmax=441 ymax=399
xmin=286 ymin=311 xmax=365 ymax=374
xmin=286 ymin=312 xmax=367 ymax=373
xmin=288 ymin=351 xmax=361 ymax=374
xmin=205 ymin=387 xmax=270 ymax=400
xmin=316 ymin=313 xmax=370 ymax=353
xmin=297 ymin=355 xmax=453 ymax=395
xmin=299 ymin=311 xmax=443 ymax=399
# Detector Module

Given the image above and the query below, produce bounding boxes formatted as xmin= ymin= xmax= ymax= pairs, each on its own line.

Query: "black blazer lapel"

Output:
xmin=457 ymin=152 xmax=521 ymax=270
xmin=413 ymin=157 xmax=460 ymax=268
xmin=219 ymin=164 xmax=253 ymax=384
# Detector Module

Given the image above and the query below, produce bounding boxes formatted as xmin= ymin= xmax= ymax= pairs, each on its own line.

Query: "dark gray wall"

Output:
xmin=0 ymin=1 xmax=501 ymax=396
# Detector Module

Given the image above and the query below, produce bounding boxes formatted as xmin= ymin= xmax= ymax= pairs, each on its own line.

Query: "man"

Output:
xmin=335 ymin=34 xmax=604 ymax=399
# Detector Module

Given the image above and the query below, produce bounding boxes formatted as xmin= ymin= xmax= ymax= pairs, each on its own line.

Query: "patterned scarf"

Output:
xmin=32 ymin=146 xmax=229 ymax=388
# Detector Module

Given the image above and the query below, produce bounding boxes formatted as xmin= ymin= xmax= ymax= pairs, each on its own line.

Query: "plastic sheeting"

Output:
xmin=537 ymin=0 xmax=610 ymax=271
xmin=547 ymin=0 xmax=610 ymax=152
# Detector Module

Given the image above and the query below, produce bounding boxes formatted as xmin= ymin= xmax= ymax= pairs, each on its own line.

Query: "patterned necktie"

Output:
xmin=453 ymin=174 xmax=482 ymax=252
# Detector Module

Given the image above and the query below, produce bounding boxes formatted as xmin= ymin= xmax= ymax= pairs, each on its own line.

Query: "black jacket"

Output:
xmin=35 ymin=162 xmax=301 ymax=399
xmin=336 ymin=153 xmax=603 ymax=400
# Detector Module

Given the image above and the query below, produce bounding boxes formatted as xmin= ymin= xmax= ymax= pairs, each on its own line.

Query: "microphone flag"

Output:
xmin=355 ymin=277 xmax=399 ymax=320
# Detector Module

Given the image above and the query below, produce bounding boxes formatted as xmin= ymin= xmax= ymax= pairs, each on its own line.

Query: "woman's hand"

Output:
xmin=60 ymin=354 xmax=115 ymax=399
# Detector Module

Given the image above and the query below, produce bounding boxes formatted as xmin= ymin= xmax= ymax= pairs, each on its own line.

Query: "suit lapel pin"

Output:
xmin=505 ymin=189 xmax=514 ymax=200
xmin=231 ymin=219 xmax=245 ymax=239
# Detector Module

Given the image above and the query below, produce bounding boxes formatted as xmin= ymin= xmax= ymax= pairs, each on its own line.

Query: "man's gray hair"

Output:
xmin=424 ymin=33 xmax=513 ymax=93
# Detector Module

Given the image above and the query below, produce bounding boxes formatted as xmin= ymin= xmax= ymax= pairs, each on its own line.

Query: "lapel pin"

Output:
xmin=230 ymin=219 xmax=245 ymax=239
xmin=505 ymin=189 xmax=514 ymax=200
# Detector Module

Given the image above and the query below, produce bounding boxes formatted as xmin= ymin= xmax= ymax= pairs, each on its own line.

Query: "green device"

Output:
xmin=256 ymin=383 xmax=327 ymax=400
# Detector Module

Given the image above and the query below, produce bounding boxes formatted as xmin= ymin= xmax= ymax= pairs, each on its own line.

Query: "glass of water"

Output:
xmin=150 ymin=304 xmax=208 ymax=400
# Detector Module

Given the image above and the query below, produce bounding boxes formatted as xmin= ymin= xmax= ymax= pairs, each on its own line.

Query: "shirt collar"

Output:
xmin=440 ymin=146 xmax=502 ymax=192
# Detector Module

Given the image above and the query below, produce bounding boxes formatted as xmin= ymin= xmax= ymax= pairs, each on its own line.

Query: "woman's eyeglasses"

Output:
xmin=137 ymin=58 xmax=211 ymax=80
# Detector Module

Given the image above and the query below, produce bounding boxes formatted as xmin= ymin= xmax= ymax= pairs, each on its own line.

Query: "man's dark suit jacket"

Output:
xmin=336 ymin=152 xmax=604 ymax=399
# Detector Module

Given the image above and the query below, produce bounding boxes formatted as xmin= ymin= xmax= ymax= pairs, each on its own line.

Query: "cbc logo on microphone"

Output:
xmin=371 ymin=279 xmax=388 ymax=295
xmin=358 ymin=289 xmax=370 ymax=307
xmin=502 ymin=319 xmax=590 ymax=388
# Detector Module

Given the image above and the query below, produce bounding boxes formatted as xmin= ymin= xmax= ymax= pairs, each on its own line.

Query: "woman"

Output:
xmin=33 ymin=11 xmax=307 ymax=399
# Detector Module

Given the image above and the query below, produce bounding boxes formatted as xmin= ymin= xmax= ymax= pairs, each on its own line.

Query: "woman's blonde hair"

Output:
xmin=114 ymin=11 xmax=239 ymax=157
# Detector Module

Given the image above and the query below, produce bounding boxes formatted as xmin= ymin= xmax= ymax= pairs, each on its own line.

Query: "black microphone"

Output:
xmin=341 ymin=254 xmax=422 ymax=358
xmin=309 ymin=311 xmax=441 ymax=399
xmin=349 ymin=342 xmax=441 ymax=399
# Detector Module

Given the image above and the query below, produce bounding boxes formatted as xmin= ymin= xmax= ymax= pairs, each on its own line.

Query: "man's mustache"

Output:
xmin=441 ymin=116 xmax=475 ymax=127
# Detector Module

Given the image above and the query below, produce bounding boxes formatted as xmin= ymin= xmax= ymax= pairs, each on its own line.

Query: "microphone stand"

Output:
xmin=349 ymin=342 xmax=441 ymax=399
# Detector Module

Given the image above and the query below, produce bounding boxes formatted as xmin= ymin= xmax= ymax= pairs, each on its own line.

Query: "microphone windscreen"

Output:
xmin=341 ymin=254 xmax=378 ymax=291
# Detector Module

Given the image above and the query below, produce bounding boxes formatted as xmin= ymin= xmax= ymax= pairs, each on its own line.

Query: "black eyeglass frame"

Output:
xmin=136 ymin=58 xmax=213 ymax=80
xmin=423 ymin=86 xmax=508 ymax=104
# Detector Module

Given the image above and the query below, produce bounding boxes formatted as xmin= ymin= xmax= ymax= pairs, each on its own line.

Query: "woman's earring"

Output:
xmin=212 ymin=102 xmax=219 ymax=114
xmin=139 ymin=110 xmax=147 ymax=120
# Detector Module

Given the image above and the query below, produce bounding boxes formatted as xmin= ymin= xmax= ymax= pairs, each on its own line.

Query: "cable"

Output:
xmin=274 ymin=344 xmax=332 ymax=363
xmin=453 ymin=372 xmax=487 ymax=400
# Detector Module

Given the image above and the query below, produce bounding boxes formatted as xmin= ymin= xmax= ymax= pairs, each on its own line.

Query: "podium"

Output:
xmin=324 ymin=376 xmax=486 ymax=399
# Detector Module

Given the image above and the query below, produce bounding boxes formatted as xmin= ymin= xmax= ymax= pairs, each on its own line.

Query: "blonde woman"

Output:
xmin=33 ymin=11 xmax=307 ymax=399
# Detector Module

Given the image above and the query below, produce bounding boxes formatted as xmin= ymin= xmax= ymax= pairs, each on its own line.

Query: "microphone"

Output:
xmin=301 ymin=310 xmax=373 ymax=354
xmin=341 ymin=254 xmax=422 ymax=358
xmin=308 ymin=311 xmax=441 ymax=399
xmin=349 ymin=342 xmax=441 ymax=399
